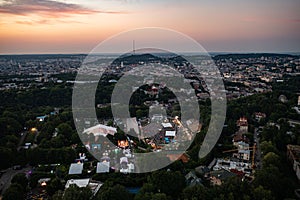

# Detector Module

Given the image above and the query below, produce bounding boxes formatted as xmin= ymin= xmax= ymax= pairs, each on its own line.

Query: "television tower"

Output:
xmin=133 ymin=40 xmax=135 ymax=55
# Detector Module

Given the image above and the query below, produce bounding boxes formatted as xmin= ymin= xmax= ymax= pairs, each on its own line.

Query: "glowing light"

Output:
xmin=31 ymin=127 xmax=37 ymax=132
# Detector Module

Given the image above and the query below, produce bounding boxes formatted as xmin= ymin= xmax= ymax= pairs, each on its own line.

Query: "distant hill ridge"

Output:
xmin=213 ymin=53 xmax=299 ymax=59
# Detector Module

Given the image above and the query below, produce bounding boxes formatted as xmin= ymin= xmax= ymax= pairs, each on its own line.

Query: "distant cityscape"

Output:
xmin=1 ymin=53 xmax=299 ymax=99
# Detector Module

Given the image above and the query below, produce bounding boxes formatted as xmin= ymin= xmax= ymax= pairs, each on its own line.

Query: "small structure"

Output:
xmin=36 ymin=115 xmax=47 ymax=122
xmin=120 ymin=157 xmax=128 ymax=164
xmin=151 ymin=114 xmax=164 ymax=122
xmin=126 ymin=117 xmax=139 ymax=136
xmin=165 ymin=131 xmax=176 ymax=137
xmin=38 ymin=178 xmax=51 ymax=187
xmin=161 ymin=122 xmax=173 ymax=128
xmin=128 ymin=163 xmax=135 ymax=173
xmin=279 ymin=94 xmax=288 ymax=103
xmin=68 ymin=163 xmax=83 ymax=175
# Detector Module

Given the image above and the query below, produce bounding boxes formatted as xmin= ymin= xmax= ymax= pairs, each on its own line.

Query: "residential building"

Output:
xmin=287 ymin=145 xmax=300 ymax=180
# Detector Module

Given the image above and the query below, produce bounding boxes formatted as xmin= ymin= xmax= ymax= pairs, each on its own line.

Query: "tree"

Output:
xmin=253 ymin=185 xmax=274 ymax=200
xmin=151 ymin=193 xmax=168 ymax=200
xmin=63 ymin=185 xmax=92 ymax=200
xmin=134 ymin=183 xmax=156 ymax=200
xmin=52 ymin=190 xmax=64 ymax=200
xmin=0 ymin=147 xmax=14 ymax=169
xmin=46 ymin=178 xmax=63 ymax=196
xmin=253 ymin=165 xmax=283 ymax=199
xmin=261 ymin=126 xmax=278 ymax=142
xmin=11 ymin=173 xmax=28 ymax=192
xmin=260 ymin=141 xmax=277 ymax=155
xmin=182 ymin=185 xmax=211 ymax=200
xmin=2 ymin=183 xmax=24 ymax=200
xmin=148 ymin=171 xmax=185 ymax=199
xmin=262 ymin=152 xmax=280 ymax=168
xmin=96 ymin=184 xmax=133 ymax=200
xmin=0 ymin=117 xmax=22 ymax=136
xmin=57 ymin=123 xmax=73 ymax=139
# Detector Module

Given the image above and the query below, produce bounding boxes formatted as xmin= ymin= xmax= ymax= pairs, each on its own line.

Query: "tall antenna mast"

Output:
xmin=133 ymin=40 xmax=135 ymax=55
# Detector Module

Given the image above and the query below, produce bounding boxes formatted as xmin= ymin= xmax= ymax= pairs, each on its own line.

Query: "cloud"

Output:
xmin=0 ymin=0 xmax=128 ymax=17
xmin=243 ymin=17 xmax=300 ymax=24
xmin=15 ymin=19 xmax=85 ymax=25
xmin=15 ymin=19 xmax=51 ymax=25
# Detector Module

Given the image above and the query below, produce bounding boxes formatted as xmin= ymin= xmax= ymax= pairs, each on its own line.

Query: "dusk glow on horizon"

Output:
xmin=0 ymin=0 xmax=299 ymax=54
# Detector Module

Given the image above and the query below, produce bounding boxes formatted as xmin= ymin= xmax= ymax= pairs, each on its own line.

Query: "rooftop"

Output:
xmin=68 ymin=163 xmax=83 ymax=175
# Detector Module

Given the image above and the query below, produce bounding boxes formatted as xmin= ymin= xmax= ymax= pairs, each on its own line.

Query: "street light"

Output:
xmin=31 ymin=127 xmax=37 ymax=132
xmin=30 ymin=127 xmax=37 ymax=132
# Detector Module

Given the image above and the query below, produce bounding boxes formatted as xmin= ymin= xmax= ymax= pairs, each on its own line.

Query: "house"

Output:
xmin=185 ymin=171 xmax=203 ymax=186
xmin=195 ymin=166 xmax=210 ymax=176
xmin=233 ymin=141 xmax=251 ymax=161
xmin=237 ymin=117 xmax=248 ymax=133
xmin=208 ymin=158 xmax=217 ymax=170
xmin=235 ymin=149 xmax=250 ymax=161
xmin=232 ymin=132 xmax=249 ymax=146
xmin=254 ymin=112 xmax=266 ymax=122
xmin=288 ymin=119 xmax=300 ymax=128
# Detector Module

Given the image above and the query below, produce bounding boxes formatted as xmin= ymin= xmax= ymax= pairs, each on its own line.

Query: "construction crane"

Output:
xmin=252 ymin=143 xmax=256 ymax=169
xmin=222 ymin=146 xmax=256 ymax=153
xmin=222 ymin=143 xmax=257 ymax=168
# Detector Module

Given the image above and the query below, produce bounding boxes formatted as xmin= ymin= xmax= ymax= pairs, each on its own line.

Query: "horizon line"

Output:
xmin=0 ymin=51 xmax=300 ymax=56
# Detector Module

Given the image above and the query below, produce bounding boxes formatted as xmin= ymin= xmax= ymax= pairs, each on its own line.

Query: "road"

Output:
xmin=0 ymin=166 xmax=32 ymax=195
xmin=17 ymin=131 xmax=28 ymax=151
xmin=254 ymin=128 xmax=262 ymax=169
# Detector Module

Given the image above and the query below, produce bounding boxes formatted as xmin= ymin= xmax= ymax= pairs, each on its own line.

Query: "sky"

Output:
xmin=0 ymin=0 xmax=299 ymax=54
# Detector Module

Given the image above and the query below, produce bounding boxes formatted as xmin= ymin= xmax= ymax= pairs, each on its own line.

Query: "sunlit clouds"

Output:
xmin=0 ymin=0 xmax=299 ymax=53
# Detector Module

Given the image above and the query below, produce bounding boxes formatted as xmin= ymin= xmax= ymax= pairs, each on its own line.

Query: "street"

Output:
xmin=254 ymin=128 xmax=262 ymax=169
xmin=0 ymin=166 xmax=32 ymax=195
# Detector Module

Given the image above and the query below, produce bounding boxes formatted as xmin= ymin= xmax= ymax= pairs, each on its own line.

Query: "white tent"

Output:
xmin=96 ymin=162 xmax=110 ymax=173
xmin=83 ymin=124 xmax=117 ymax=137
xmin=68 ymin=163 xmax=83 ymax=175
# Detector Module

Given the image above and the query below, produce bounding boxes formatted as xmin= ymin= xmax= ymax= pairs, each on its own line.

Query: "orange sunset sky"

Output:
xmin=0 ymin=0 xmax=299 ymax=54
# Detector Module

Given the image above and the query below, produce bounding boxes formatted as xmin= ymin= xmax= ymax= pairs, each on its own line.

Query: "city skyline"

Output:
xmin=0 ymin=0 xmax=300 ymax=54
